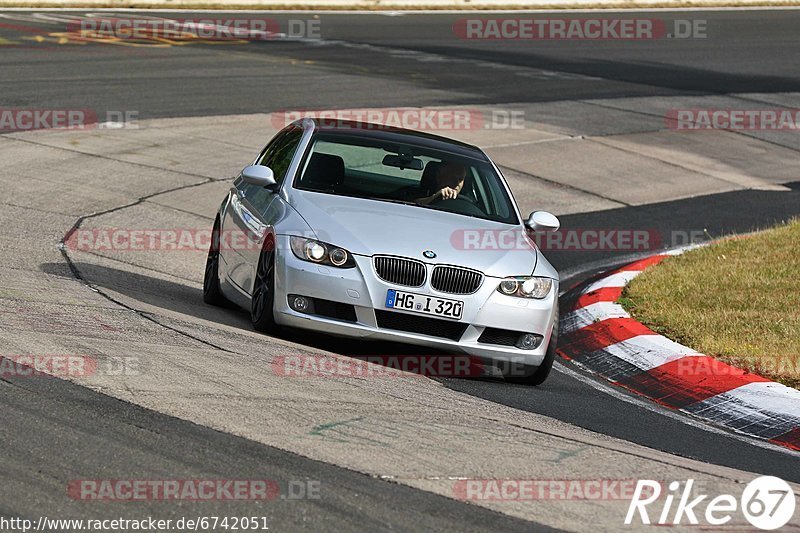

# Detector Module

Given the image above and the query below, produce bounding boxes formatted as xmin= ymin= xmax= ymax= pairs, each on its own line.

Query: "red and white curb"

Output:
xmin=558 ymin=249 xmax=800 ymax=451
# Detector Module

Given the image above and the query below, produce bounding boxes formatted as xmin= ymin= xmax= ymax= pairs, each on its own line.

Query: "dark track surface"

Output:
xmin=2 ymin=11 xmax=800 ymax=118
xmin=2 ymin=9 xmax=799 ymax=530
xmin=0 ymin=357 xmax=545 ymax=531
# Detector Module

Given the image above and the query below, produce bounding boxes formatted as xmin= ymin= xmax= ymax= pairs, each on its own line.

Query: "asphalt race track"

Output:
xmin=1 ymin=9 xmax=799 ymax=531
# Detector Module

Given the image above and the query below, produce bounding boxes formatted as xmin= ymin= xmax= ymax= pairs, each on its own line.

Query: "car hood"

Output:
xmin=287 ymin=191 xmax=541 ymax=278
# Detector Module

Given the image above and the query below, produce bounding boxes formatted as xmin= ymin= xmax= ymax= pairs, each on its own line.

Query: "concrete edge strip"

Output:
xmin=557 ymin=246 xmax=800 ymax=452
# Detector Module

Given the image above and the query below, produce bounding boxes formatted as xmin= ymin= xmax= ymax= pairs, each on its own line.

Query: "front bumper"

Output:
xmin=272 ymin=236 xmax=558 ymax=367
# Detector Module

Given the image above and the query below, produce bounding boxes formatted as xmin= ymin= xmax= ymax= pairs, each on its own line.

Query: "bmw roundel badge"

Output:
xmin=423 ymin=250 xmax=437 ymax=259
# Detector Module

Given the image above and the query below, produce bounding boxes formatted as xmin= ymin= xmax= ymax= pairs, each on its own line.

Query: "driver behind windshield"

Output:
xmin=415 ymin=162 xmax=467 ymax=206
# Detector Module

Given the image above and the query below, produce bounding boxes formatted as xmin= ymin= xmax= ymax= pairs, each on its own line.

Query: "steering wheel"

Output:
xmin=430 ymin=195 xmax=486 ymax=216
xmin=432 ymin=192 xmax=480 ymax=205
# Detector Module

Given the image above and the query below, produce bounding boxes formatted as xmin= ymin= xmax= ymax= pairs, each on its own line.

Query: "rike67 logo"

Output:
xmin=626 ymin=476 xmax=796 ymax=530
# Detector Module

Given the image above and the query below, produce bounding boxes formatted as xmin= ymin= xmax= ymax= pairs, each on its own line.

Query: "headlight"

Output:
xmin=329 ymin=247 xmax=348 ymax=266
xmin=497 ymin=276 xmax=553 ymax=299
xmin=305 ymin=241 xmax=326 ymax=261
xmin=290 ymin=236 xmax=356 ymax=268
xmin=499 ymin=279 xmax=519 ymax=295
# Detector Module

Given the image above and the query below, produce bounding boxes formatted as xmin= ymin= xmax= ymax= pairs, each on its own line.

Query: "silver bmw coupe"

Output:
xmin=204 ymin=118 xmax=561 ymax=385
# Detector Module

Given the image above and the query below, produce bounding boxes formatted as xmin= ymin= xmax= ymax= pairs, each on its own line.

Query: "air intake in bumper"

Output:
xmin=375 ymin=310 xmax=467 ymax=341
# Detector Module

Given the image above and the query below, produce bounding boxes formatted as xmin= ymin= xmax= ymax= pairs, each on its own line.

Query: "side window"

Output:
xmin=253 ymin=132 xmax=286 ymax=176
xmin=236 ymin=132 xmax=284 ymax=194
xmin=241 ymin=127 xmax=303 ymax=213
xmin=258 ymin=127 xmax=303 ymax=186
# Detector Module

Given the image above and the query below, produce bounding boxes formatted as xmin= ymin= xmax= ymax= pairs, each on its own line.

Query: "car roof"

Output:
xmin=301 ymin=118 xmax=490 ymax=161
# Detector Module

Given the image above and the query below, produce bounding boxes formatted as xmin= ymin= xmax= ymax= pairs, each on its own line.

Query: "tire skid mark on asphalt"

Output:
xmin=55 ymin=172 xmax=240 ymax=354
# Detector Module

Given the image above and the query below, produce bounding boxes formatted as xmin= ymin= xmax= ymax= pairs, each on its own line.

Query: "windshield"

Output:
xmin=293 ymin=132 xmax=519 ymax=225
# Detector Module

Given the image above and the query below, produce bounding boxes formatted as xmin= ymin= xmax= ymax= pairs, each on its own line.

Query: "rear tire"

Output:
xmin=251 ymin=236 xmax=277 ymax=333
xmin=203 ymin=219 xmax=227 ymax=306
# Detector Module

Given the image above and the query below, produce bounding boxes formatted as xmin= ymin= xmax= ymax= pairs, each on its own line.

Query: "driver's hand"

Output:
xmin=439 ymin=187 xmax=459 ymax=200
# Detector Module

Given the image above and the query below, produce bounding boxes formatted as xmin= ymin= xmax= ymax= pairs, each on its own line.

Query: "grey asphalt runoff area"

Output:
xmin=0 ymin=9 xmax=799 ymax=531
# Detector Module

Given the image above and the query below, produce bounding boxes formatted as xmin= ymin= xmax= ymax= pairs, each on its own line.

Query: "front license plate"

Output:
xmin=385 ymin=289 xmax=463 ymax=320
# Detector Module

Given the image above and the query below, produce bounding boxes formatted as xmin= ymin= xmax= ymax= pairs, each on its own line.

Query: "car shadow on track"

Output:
xmin=42 ymin=260 xmax=254 ymax=330
xmin=40 ymin=260 xmax=507 ymax=385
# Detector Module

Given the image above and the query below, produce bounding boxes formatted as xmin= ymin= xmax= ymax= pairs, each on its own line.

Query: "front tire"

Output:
xmin=503 ymin=305 xmax=558 ymax=386
xmin=251 ymin=236 xmax=277 ymax=333
xmin=203 ymin=219 xmax=227 ymax=306
xmin=503 ymin=334 xmax=556 ymax=386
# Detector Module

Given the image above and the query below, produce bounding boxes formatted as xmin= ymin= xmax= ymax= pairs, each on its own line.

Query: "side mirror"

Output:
xmin=241 ymin=165 xmax=277 ymax=188
xmin=525 ymin=211 xmax=560 ymax=232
